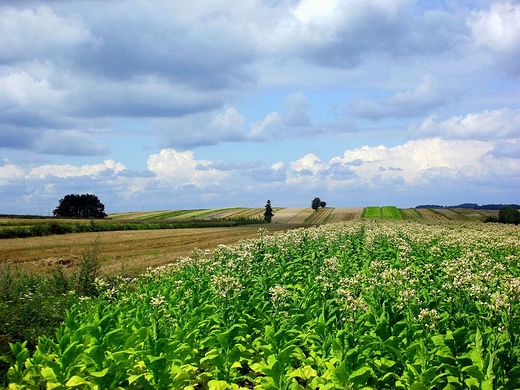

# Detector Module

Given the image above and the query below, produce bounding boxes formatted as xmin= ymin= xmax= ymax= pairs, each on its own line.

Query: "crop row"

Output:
xmin=3 ymin=220 xmax=520 ymax=389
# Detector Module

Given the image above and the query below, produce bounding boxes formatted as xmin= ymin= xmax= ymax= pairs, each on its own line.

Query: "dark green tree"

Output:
xmin=264 ymin=199 xmax=274 ymax=223
xmin=498 ymin=206 xmax=520 ymax=225
xmin=53 ymin=194 xmax=107 ymax=218
xmin=311 ymin=197 xmax=321 ymax=211
xmin=320 ymin=201 xmax=327 ymax=208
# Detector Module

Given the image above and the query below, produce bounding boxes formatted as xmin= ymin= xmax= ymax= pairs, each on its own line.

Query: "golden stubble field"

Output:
xmin=0 ymin=224 xmax=297 ymax=276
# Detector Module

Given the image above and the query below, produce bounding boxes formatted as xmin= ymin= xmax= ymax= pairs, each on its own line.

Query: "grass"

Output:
xmin=363 ymin=206 xmax=382 ymax=218
xmin=381 ymin=206 xmax=402 ymax=219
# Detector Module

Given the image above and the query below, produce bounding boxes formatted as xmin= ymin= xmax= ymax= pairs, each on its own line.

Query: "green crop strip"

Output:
xmin=382 ymin=206 xmax=402 ymax=220
xmin=363 ymin=206 xmax=382 ymax=218
xmin=3 ymin=220 xmax=520 ymax=389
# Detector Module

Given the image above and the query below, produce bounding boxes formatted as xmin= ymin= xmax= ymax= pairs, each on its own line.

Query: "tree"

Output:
xmin=53 ymin=194 xmax=107 ymax=218
xmin=264 ymin=199 xmax=274 ymax=223
xmin=312 ymin=197 xmax=327 ymax=211
xmin=498 ymin=206 xmax=520 ymax=225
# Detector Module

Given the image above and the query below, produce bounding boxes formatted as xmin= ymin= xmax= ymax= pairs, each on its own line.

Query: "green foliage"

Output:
xmin=74 ymin=237 xmax=102 ymax=297
xmin=0 ymin=263 xmax=78 ymax=386
xmin=3 ymin=220 xmax=520 ymax=389
xmin=312 ymin=197 xmax=326 ymax=211
xmin=53 ymin=193 xmax=108 ymax=218
xmin=498 ymin=206 xmax=520 ymax=225
xmin=264 ymin=200 xmax=274 ymax=223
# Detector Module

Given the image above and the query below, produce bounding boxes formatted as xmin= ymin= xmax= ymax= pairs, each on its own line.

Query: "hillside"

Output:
xmin=109 ymin=206 xmax=495 ymax=223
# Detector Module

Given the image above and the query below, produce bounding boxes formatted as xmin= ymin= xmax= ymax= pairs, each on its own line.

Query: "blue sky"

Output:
xmin=1 ymin=0 xmax=519 ymax=214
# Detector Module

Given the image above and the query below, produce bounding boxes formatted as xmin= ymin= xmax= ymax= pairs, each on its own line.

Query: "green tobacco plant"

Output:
xmin=3 ymin=220 xmax=520 ymax=389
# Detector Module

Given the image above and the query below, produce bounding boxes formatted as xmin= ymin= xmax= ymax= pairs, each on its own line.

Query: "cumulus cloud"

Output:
xmin=0 ymin=160 xmax=25 ymax=184
xmin=468 ymin=1 xmax=520 ymax=75
xmin=412 ymin=108 xmax=520 ymax=140
xmin=468 ymin=2 xmax=520 ymax=52
xmin=147 ymin=149 xmax=227 ymax=184
xmin=286 ymin=138 xmax=498 ymax=191
xmin=28 ymin=159 xmax=126 ymax=179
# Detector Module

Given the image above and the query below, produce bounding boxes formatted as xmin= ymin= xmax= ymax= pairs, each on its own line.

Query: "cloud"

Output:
xmin=468 ymin=1 xmax=520 ymax=76
xmin=35 ymin=130 xmax=110 ymax=155
xmin=28 ymin=159 xmax=126 ymax=179
xmin=268 ymin=0 xmax=469 ymax=68
xmin=488 ymin=139 xmax=520 ymax=159
xmin=154 ymin=107 xmax=276 ymax=149
xmin=0 ymin=160 xmax=25 ymax=185
xmin=147 ymin=149 xmax=227 ymax=184
xmin=349 ymin=77 xmax=450 ymax=120
xmin=0 ymin=5 xmax=99 ymax=64
xmin=412 ymin=108 xmax=520 ymax=140
xmin=468 ymin=2 xmax=520 ymax=52
xmin=284 ymin=92 xmax=312 ymax=127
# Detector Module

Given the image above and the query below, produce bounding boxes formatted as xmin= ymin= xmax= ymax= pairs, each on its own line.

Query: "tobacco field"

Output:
xmin=3 ymin=220 xmax=520 ymax=389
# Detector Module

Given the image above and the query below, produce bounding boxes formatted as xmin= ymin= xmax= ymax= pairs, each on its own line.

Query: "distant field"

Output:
xmin=0 ymin=206 xmax=499 ymax=276
xmin=381 ymin=206 xmax=402 ymax=219
xmin=363 ymin=206 xmax=382 ymax=218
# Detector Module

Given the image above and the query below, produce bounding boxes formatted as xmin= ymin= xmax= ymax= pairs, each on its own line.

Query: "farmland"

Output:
xmin=2 ymin=218 xmax=520 ymax=389
xmin=0 ymin=207 xmax=499 ymax=277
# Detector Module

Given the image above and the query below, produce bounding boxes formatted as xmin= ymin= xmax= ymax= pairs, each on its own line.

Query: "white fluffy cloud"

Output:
xmin=468 ymin=1 xmax=520 ymax=52
xmin=412 ymin=108 xmax=520 ymax=140
xmin=147 ymin=149 xmax=227 ymax=185
xmin=28 ymin=160 xmax=126 ymax=179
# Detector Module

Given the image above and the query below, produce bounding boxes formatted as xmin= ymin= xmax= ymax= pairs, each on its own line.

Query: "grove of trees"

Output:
xmin=53 ymin=194 xmax=107 ymax=218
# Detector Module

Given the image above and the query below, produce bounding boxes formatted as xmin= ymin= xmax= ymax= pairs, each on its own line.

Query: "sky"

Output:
xmin=1 ymin=0 xmax=519 ymax=215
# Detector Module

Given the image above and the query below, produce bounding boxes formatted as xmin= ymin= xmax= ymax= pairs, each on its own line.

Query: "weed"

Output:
xmin=74 ymin=236 xmax=102 ymax=297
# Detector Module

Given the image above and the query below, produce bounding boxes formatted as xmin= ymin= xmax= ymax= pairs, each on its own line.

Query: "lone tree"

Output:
xmin=264 ymin=199 xmax=274 ymax=223
xmin=311 ymin=197 xmax=327 ymax=211
xmin=53 ymin=194 xmax=107 ymax=218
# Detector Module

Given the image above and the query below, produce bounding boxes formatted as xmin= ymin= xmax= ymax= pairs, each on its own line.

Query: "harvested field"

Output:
xmin=304 ymin=207 xmax=333 ymax=224
xmin=0 ymin=224 xmax=295 ymax=276
xmin=327 ymin=207 xmax=364 ymax=223
xmin=434 ymin=208 xmax=468 ymax=220
xmin=414 ymin=208 xmax=449 ymax=220
xmin=284 ymin=208 xmax=315 ymax=224
xmin=271 ymin=207 xmax=307 ymax=224
xmin=400 ymin=208 xmax=423 ymax=219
